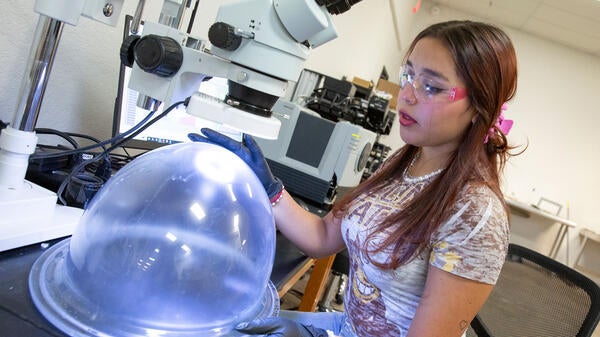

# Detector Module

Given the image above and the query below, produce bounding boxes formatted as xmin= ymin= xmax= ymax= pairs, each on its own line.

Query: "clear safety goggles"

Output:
xmin=399 ymin=70 xmax=467 ymax=103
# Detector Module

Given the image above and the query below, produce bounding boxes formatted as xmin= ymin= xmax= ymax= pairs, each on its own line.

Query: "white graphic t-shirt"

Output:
xmin=339 ymin=174 xmax=509 ymax=337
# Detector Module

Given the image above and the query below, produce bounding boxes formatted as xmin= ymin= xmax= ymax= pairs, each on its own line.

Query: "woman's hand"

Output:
xmin=236 ymin=317 xmax=328 ymax=337
xmin=188 ymin=128 xmax=283 ymax=199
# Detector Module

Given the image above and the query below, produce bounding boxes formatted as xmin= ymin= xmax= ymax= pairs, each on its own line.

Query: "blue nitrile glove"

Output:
xmin=188 ymin=128 xmax=283 ymax=200
xmin=236 ymin=317 xmax=328 ymax=337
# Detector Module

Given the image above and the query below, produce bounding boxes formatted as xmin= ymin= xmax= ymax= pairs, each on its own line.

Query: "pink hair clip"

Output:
xmin=484 ymin=103 xmax=514 ymax=144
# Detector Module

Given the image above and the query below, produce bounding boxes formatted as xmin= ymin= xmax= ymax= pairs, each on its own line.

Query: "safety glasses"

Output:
xmin=399 ymin=70 xmax=467 ymax=103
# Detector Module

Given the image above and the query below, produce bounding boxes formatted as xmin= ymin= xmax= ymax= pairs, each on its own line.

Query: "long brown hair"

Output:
xmin=332 ymin=21 xmax=519 ymax=269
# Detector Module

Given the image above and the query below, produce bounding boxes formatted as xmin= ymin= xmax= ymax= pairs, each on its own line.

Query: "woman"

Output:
xmin=190 ymin=20 xmax=518 ymax=337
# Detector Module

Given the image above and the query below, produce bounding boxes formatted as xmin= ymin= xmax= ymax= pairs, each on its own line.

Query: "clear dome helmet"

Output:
xmin=29 ymin=142 xmax=279 ymax=336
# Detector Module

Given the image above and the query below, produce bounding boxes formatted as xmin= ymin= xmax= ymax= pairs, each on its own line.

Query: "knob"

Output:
xmin=133 ymin=34 xmax=183 ymax=77
xmin=316 ymin=0 xmax=362 ymax=15
xmin=208 ymin=22 xmax=242 ymax=51
xmin=119 ymin=35 xmax=140 ymax=68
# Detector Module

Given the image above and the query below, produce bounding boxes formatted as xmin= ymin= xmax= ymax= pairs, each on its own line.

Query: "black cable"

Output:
xmin=107 ymin=148 xmax=137 ymax=171
xmin=56 ymin=99 xmax=187 ymax=206
xmin=56 ymin=101 xmax=179 ymax=205
xmin=108 ymin=152 xmax=133 ymax=171
xmin=34 ymin=129 xmax=110 ymax=152
xmin=34 ymin=128 xmax=80 ymax=149
xmin=107 ymin=99 xmax=187 ymax=151
xmin=65 ymin=132 xmax=106 ymax=151
xmin=115 ymin=147 xmax=136 ymax=163
xmin=108 ymin=152 xmax=131 ymax=160
xmin=30 ymin=108 xmax=156 ymax=160
xmin=121 ymin=147 xmax=133 ymax=159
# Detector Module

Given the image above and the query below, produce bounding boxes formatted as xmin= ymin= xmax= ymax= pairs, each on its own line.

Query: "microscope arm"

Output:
xmin=124 ymin=0 xmax=363 ymax=139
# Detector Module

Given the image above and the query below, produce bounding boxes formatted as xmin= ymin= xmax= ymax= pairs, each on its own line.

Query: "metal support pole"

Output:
xmin=12 ymin=15 xmax=64 ymax=132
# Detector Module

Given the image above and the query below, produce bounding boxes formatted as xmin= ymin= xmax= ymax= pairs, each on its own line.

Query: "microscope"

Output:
xmin=123 ymin=0 xmax=362 ymax=139
xmin=0 ymin=0 xmax=363 ymax=252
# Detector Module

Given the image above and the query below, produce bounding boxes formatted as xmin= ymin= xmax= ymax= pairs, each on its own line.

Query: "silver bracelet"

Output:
xmin=270 ymin=188 xmax=285 ymax=207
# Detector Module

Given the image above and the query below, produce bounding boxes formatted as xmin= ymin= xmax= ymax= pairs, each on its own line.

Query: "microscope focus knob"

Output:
xmin=120 ymin=35 xmax=140 ymax=68
xmin=208 ymin=22 xmax=242 ymax=51
xmin=133 ymin=34 xmax=183 ymax=77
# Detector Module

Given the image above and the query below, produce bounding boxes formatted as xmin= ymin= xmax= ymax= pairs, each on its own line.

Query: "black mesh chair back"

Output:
xmin=467 ymin=243 xmax=600 ymax=337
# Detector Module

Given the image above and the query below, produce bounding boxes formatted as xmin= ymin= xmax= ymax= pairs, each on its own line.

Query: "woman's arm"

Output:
xmin=186 ymin=129 xmax=346 ymax=258
xmin=272 ymin=192 xmax=346 ymax=258
xmin=407 ymin=266 xmax=493 ymax=337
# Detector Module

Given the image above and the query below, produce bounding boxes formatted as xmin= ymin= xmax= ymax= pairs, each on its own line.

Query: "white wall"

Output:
xmin=303 ymin=0 xmax=404 ymax=82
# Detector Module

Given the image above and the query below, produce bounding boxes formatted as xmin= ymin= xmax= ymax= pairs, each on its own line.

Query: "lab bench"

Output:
xmin=0 ymin=231 xmax=329 ymax=337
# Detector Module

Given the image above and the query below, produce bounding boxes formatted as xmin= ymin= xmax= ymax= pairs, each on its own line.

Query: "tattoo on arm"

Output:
xmin=459 ymin=320 xmax=468 ymax=331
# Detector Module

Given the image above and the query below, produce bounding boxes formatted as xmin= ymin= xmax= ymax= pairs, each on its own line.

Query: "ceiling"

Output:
xmin=429 ymin=0 xmax=600 ymax=56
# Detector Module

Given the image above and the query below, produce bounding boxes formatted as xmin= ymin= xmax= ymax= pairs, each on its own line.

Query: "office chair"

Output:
xmin=467 ymin=243 xmax=600 ymax=337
